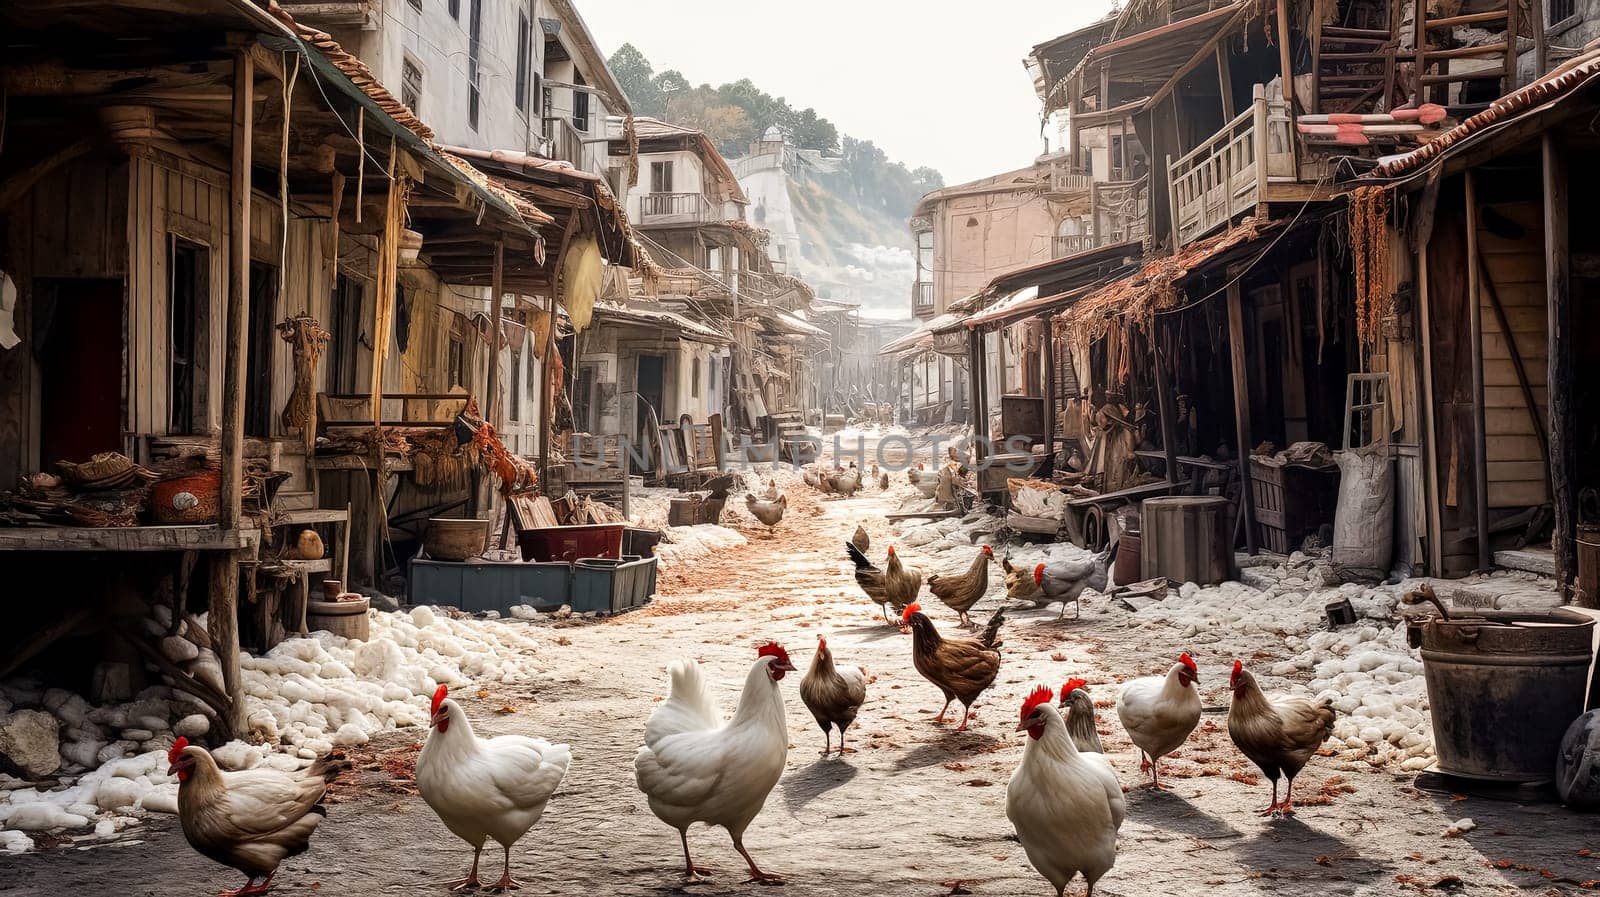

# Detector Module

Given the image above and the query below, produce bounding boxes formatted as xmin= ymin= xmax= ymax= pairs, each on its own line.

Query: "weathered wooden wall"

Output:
xmin=1475 ymin=200 xmax=1549 ymax=509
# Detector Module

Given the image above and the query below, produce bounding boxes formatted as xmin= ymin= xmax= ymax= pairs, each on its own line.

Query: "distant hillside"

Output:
xmin=788 ymin=168 xmax=916 ymax=319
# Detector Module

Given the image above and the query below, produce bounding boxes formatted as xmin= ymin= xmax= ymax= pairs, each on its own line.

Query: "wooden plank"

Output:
xmin=1489 ymin=460 xmax=1548 ymax=481
xmin=1484 ymin=385 xmax=1549 ymax=408
xmin=0 ymin=526 xmax=259 ymax=552
xmin=1546 ymin=134 xmax=1578 ymax=601
xmin=1465 ymin=172 xmax=1490 ymax=571
xmin=1226 ymin=278 xmax=1257 ymax=555
xmin=1485 ymin=407 xmax=1542 ymax=436
xmin=1488 ymin=481 xmax=1547 ymax=508
xmin=1484 ymin=359 xmax=1548 ymax=388
xmin=1486 ymin=435 xmax=1546 ymax=462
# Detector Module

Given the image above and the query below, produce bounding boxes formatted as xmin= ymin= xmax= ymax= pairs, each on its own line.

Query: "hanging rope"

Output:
xmin=1349 ymin=185 xmax=1391 ymax=350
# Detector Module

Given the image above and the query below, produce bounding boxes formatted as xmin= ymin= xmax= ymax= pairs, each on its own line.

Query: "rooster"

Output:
xmin=744 ymin=492 xmax=786 ymax=535
xmin=1227 ymin=660 xmax=1337 ymax=817
xmin=1058 ymin=679 xmax=1104 ymax=754
xmin=1115 ymin=653 xmax=1202 ymax=789
xmin=635 ymin=643 xmax=795 ymax=884
xmin=927 ymin=545 xmax=994 ymax=628
xmin=883 ymin=545 xmax=923 ymax=618
xmin=1033 ymin=540 xmax=1118 ymax=620
xmin=799 ymin=636 xmax=868 ymax=755
xmin=167 ymin=737 xmax=347 ymax=897
xmin=845 ymin=540 xmax=893 ymax=622
xmin=900 ymin=603 xmax=1005 ymax=731
xmin=1008 ymin=686 xmax=1125 ymax=897
xmin=417 ymin=684 xmax=571 ymax=891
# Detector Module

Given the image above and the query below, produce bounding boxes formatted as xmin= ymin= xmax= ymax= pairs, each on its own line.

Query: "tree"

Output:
xmin=910 ymin=166 xmax=945 ymax=195
xmin=607 ymin=44 xmax=664 ymax=117
xmin=791 ymin=108 xmax=838 ymax=153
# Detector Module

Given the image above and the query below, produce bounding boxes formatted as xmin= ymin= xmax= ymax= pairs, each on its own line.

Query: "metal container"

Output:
xmin=408 ymin=559 xmax=572 ymax=613
xmin=571 ymin=555 xmax=657 ymax=615
xmin=1408 ymin=608 xmax=1596 ymax=782
xmin=424 ymin=517 xmax=489 ymax=561
xmin=1140 ymin=496 xmax=1233 ymax=586
xmin=151 ymin=472 xmax=220 ymax=524
xmin=1113 ymin=507 xmax=1141 ymax=587
xmin=518 ymin=523 xmax=626 ymax=562
xmin=1577 ymin=525 xmax=1600 ymax=607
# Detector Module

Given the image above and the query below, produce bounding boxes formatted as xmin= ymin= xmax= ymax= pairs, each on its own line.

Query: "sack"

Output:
xmin=1331 ymin=448 xmax=1393 ymax=580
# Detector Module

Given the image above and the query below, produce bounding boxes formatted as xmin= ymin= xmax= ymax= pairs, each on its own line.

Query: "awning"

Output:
xmin=1076 ymin=2 xmax=1247 ymax=109
xmin=590 ymin=300 xmax=728 ymax=344
xmin=1371 ymin=47 xmax=1600 ymax=179
xmin=761 ymin=308 xmax=829 ymax=338
xmin=879 ymin=314 xmax=956 ymax=356
xmin=940 ymin=241 xmax=1146 ymax=332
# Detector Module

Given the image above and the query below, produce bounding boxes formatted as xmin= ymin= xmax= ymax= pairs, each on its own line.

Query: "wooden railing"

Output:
xmin=638 ymin=192 xmax=712 ymax=226
xmin=912 ymin=281 xmax=935 ymax=316
xmin=1047 ymin=163 xmax=1094 ymax=195
xmin=1053 ymin=234 xmax=1094 ymax=258
xmin=1091 ymin=178 xmax=1150 ymax=248
xmin=540 ymin=116 xmax=584 ymax=167
xmin=1167 ymin=87 xmax=1294 ymax=247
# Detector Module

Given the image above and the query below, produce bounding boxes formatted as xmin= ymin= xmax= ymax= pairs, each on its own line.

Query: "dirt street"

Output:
xmin=3 ymin=479 xmax=1597 ymax=897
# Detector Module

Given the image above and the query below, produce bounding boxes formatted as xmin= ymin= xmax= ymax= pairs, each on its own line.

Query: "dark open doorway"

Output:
xmin=37 ymin=278 xmax=123 ymax=467
xmin=246 ymin=261 xmax=278 ymax=438
xmin=636 ymin=353 xmax=665 ymax=447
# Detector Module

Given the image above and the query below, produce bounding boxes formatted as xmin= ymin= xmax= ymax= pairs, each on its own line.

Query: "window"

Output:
xmin=574 ymin=363 xmax=599 ymax=433
xmin=915 ymin=230 xmax=933 ymax=278
xmin=691 ymin=357 xmax=701 ymax=398
xmin=169 ymin=237 xmax=209 ymax=433
xmin=514 ymin=9 xmax=533 ymax=116
xmin=447 ymin=316 xmax=466 ymax=389
xmin=1550 ymin=0 xmax=1575 ymax=23
xmin=448 ymin=0 xmax=460 ymax=18
xmin=467 ymin=0 xmax=483 ymax=131
xmin=405 ymin=0 xmax=422 ymax=10
xmin=329 ymin=273 xmax=364 ymax=393
xmin=709 ymin=357 xmax=719 ymax=396
xmin=1110 ymin=135 xmax=1126 ymax=181
xmin=651 ymin=160 xmax=674 ymax=193
xmin=572 ymin=73 xmax=590 ymax=131
xmin=401 ymin=56 xmax=423 ymax=116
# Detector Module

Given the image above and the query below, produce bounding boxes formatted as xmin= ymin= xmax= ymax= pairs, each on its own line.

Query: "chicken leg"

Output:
xmin=732 ymin=833 xmax=784 ymax=885
xmin=446 ymin=846 xmax=482 ymax=891
xmin=679 ymin=830 xmax=713 ymax=881
xmin=485 ymin=844 xmax=520 ymax=892
xmin=931 ymin=697 xmax=953 ymax=723
xmin=219 ymin=874 xmax=271 ymax=897
xmin=955 ymin=704 xmax=974 ymax=732
xmin=1254 ymin=777 xmax=1282 ymax=816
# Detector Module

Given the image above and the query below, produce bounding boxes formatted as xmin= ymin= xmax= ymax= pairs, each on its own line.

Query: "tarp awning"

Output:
xmin=1078 ymin=2 xmax=1247 ymax=107
xmin=590 ymin=300 xmax=728 ymax=344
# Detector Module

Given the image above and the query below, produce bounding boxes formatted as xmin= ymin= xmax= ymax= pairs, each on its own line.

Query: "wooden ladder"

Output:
xmin=1412 ymin=1 xmax=1518 ymax=106
xmin=1310 ymin=0 xmax=1402 ymax=114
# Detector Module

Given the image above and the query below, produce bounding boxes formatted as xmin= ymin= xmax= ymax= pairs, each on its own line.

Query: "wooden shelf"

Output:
xmin=0 ymin=526 xmax=260 ymax=552
xmin=275 ymin=508 xmax=351 ymax=526
xmin=278 ymin=558 xmax=334 ymax=574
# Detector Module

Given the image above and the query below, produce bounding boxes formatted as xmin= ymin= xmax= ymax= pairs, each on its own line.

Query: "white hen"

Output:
xmin=1008 ymin=686 xmax=1126 ymax=897
xmin=417 ymin=684 xmax=571 ymax=892
xmin=1115 ymin=653 xmax=1202 ymax=789
xmin=635 ymin=643 xmax=795 ymax=884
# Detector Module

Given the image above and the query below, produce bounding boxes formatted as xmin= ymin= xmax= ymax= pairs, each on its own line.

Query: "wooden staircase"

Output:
xmin=1413 ymin=1 xmax=1518 ymax=107
xmin=1313 ymin=24 xmax=1400 ymax=113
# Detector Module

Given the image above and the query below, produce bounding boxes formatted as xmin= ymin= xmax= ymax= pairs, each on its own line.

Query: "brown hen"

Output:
xmin=1227 ymin=660 xmax=1337 ymax=816
xmin=901 ymin=603 xmax=1005 ymax=731
xmin=927 ymin=545 xmax=994 ymax=627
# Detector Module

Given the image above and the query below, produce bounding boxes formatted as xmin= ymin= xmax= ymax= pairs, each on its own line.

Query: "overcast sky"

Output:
xmin=579 ymin=1 xmax=1116 ymax=186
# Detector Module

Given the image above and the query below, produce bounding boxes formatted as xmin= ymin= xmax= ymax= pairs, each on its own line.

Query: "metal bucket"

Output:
xmin=1409 ymin=608 xmax=1596 ymax=782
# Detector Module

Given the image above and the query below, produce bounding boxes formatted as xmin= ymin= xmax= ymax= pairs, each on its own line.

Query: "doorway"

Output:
xmin=246 ymin=262 xmax=278 ymax=437
xmin=636 ymin=353 xmax=665 ymax=444
xmin=37 ymin=278 xmax=123 ymax=467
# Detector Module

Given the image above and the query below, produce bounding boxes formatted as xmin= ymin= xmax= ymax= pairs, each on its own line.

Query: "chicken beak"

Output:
xmin=165 ymin=764 xmax=178 ymax=777
xmin=1014 ymin=719 xmax=1031 ymax=734
xmin=776 ymin=661 xmax=796 ymax=672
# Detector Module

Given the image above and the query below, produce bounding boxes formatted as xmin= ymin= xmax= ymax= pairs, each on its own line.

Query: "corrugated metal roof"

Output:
xmin=1372 ymin=47 xmax=1600 ymax=178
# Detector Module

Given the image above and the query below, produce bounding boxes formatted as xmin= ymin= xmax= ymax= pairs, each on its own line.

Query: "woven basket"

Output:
xmin=151 ymin=472 xmax=221 ymax=524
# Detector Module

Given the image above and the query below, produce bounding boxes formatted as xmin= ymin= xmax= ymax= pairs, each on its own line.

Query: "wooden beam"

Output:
xmin=1146 ymin=8 xmax=1247 ymax=110
xmin=1153 ymin=334 xmax=1181 ymax=493
xmin=1041 ymin=315 xmax=1057 ymax=463
xmin=1216 ymin=45 xmax=1235 ymax=120
xmin=0 ymin=139 xmax=93 ymax=210
xmin=1465 ymin=171 xmax=1490 ymax=572
xmin=212 ymin=48 xmax=252 ymax=738
xmin=488 ymin=240 xmax=505 ymax=424
xmin=1225 ymin=277 xmax=1258 ymax=555
xmin=1545 ymin=134 xmax=1579 ymax=602
xmin=1532 ymin=0 xmax=1548 ymax=79
xmin=1418 ymin=239 xmax=1444 ymax=575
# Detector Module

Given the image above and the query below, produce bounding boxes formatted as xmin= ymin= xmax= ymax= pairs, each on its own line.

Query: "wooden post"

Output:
xmin=1413 ymin=0 xmax=1427 ymax=105
xmin=1504 ymin=0 xmax=1520 ymax=92
xmin=1418 ymin=240 xmax=1444 ymax=575
xmin=487 ymin=240 xmax=504 ymax=424
xmin=969 ymin=328 xmax=986 ymax=456
xmin=1545 ymin=134 xmax=1579 ymax=603
xmin=1275 ymin=0 xmax=1295 ymax=111
xmin=212 ymin=47 xmax=252 ymax=737
xmin=1465 ymin=172 xmax=1491 ymax=572
xmin=1216 ymin=46 xmax=1235 ymax=120
xmin=1152 ymin=332 xmax=1181 ymax=493
xmin=1533 ymin=0 xmax=1548 ymax=79
xmin=1226 ymin=278 xmax=1258 ymax=555
xmin=1166 ymin=153 xmax=1180 ymax=250
xmin=1041 ymin=315 xmax=1056 ymax=463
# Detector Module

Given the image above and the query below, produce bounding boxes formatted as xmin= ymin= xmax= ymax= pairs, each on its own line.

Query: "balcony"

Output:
xmin=1044 ymin=160 xmax=1094 ymax=197
xmin=912 ymin=281 xmax=935 ymax=317
xmin=1053 ymin=234 xmax=1094 ymax=258
xmin=1168 ymin=87 xmax=1294 ymax=247
xmin=638 ymin=192 xmax=713 ymax=227
xmin=539 ymin=116 xmax=585 ymax=168
xmin=1090 ymin=178 xmax=1150 ymax=248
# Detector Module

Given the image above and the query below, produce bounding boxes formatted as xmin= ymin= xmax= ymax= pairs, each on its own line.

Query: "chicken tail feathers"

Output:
xmin=307 ymin=753 xmax=352 ymax=786
xmin=978 ymin=607 xmax=1006 ymax=649
xmin=845 ymin=540 xmax=873 ymax=569
xmin=646 ymin=659 xmax=721 ymax=745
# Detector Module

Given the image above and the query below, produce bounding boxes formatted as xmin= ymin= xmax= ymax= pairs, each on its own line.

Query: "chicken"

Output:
xmin=907 ymin=462 xmax=925 ymax=487
xmin=1034 ymin=540 xmax=1119 ymax=620
xmin=1008 ymin=687 xmax=1125 ymax=897
xmin=879 ymin=472 xmax=890 ymax=490
xmin=1227 ymin=660 xmax=1337 ymax=816
xmin=927 ymin=545 xmax=994 ymax=627
xmin=744 ymin=492 xmax=786 ymax=534
xmin=635 ymin=643 xmax=795 ymax=884
xmin=167 ymin=736 xmax=348 ymax=897
xmin=417 ymin=684 xmax=571 ymax=891
xmin=1001 ymin=554 xmax=1043 ymax=603
xmin=845 ymin=540 xmax=893 ymax=622
xmin=802 ymin=468 xmax=822 ymax=491
xmin=900 ymin=603 xmax=1005 ymax=731
xmin=799 ymin=636 xmax=868 ymax=755
xmin=1115 ymin=653 xmax=1202 ymax=789
xmin=850 ymin=524 xmax=870 ymax=553
xmin=830 ymin=464 xmax=861 ymax=497
xmin=1057 ymin=678 xmax=1104 ymax=754
xmin=882 ymin=545 xmax=923 ymax=618
xmin=759 ymin=478 xmax=780 ymax=501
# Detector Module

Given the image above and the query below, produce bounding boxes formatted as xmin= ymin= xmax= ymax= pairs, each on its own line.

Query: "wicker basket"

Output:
xmin=151 ymin=472 xmax=221 ymax=524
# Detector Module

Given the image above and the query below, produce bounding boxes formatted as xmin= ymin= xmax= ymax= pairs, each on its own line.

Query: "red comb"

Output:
xmin=981 ymin=545 xmax=994 ymax=556
xmin=757 ymin=642 xmax=791 ymax=666
xmin=1232 ymin=659 xmax=1243 ymax=675
xmin=900 ymin=603 xmax=922 ymax=623
xmin=167 ymin=736 xmax=189 ymax=765
xmin=1033 ymin=563 xmax=1046 ymax=586
xmin=887 ymin=545 xmax=897 ymax=556
xmin=1059 ymin=678 xmax=1088 ymax=701
xmin=431 ymin=684 xmax=448 ymax=715
xmin=1179 ymin=653 xmax=1197 ymax=673
xmin=1020 ymin=685 xmax=1054 ymax=721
